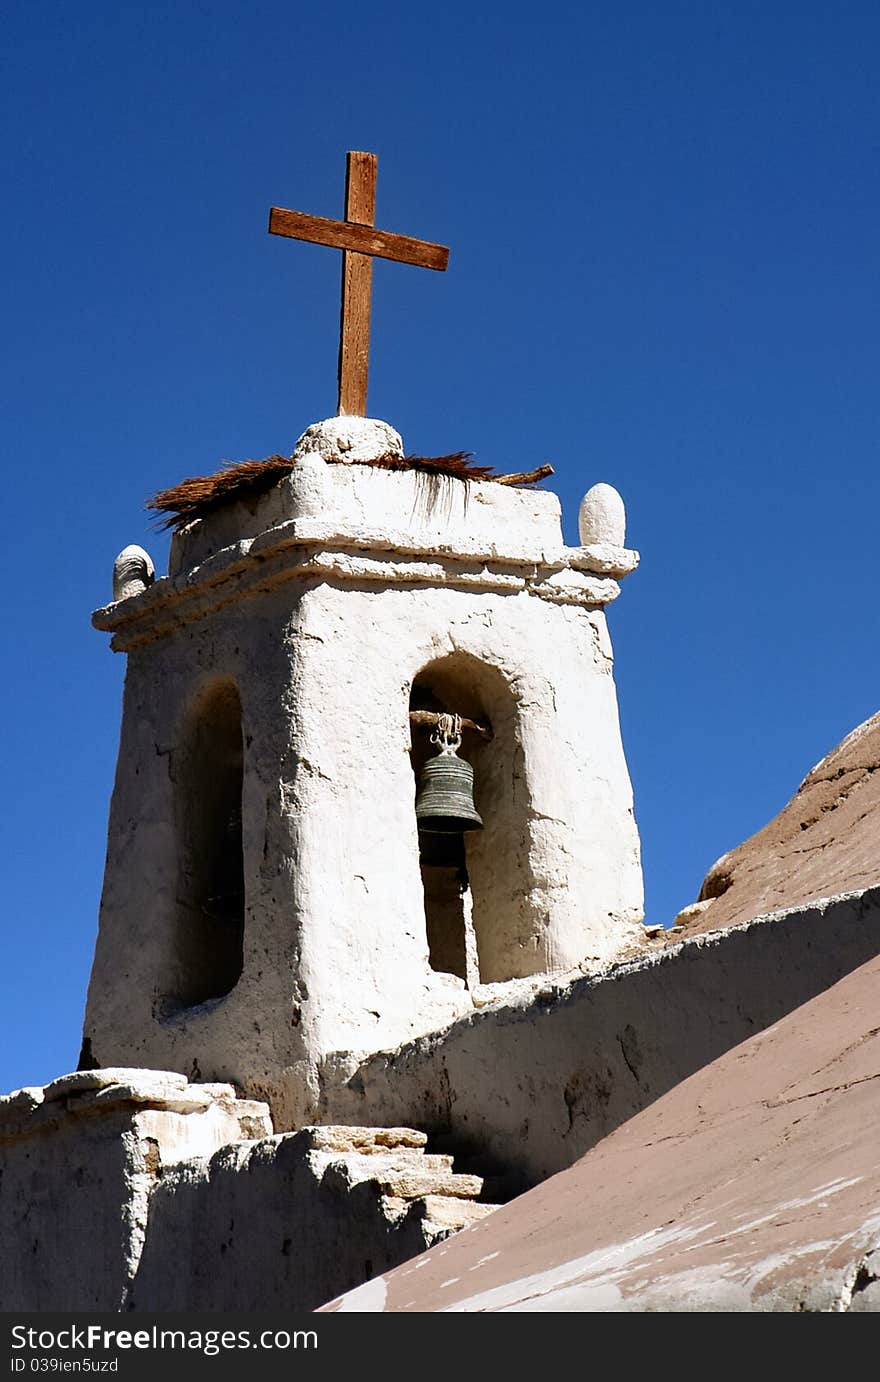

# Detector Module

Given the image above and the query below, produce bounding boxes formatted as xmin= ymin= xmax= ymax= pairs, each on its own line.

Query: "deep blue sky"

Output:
xmin=3 ymin=2 xmax=879 ymax=1095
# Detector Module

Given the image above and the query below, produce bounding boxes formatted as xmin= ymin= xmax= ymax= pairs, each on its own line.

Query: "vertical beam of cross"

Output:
xmin=337 ymin=151 xmax=377 ymax=417
xmin=268 ymin=152 xmax=449 ymax=419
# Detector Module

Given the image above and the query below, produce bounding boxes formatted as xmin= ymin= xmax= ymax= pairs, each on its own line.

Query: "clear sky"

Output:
xmin=2 ymin=1 xmax=879 ymax=1096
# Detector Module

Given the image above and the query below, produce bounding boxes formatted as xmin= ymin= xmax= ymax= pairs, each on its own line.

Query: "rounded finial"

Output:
xmin=292 ymin=416 xmax=404 ymax=465
xmin=578 ymin=483 xmax=626 ymax=547
xmin=113 ymin=545 xmax=155 ymax=602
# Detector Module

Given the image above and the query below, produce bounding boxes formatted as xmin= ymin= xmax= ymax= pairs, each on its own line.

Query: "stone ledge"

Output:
xmin=302 ymin=1124 xmax=492 ymax=1207
xmin=93 ymin=525 xmax=639 ymax=650
xmin=0 ymin=1068 xmax=273 ymax=1145
xmin=299 ymin=1125 xmax=428 ymax=1154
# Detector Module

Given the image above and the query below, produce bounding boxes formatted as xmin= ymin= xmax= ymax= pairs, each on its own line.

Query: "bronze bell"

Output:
xmin=415 ymin=713 xmax=483 ymax=834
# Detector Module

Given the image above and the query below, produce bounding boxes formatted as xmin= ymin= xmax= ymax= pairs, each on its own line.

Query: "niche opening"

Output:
xmin=410 ymin=654 xmax=517 ymax=986
xmin=170 ymin=679 xmax=245 ymax=1007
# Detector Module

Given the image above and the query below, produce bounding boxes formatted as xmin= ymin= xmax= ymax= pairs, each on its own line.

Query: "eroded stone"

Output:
xmin=44 ymin=1069 xmax=189 ymax=1104
xmin=292 ymin=416 xmax=404 ymax=464
xmin=302 ymin=1126 xmax=428 ymax=1154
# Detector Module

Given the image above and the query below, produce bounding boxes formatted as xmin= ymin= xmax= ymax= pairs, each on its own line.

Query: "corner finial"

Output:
xmin=578 ymin=483 xmax=626 ymax=547
xmin=113 ymin=545 xmax=155 ymax=602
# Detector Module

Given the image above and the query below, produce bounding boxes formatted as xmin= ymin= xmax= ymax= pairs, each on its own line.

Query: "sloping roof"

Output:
xmin=321 ymin=947 xmax=880 ymax=1312
xmin=673 ymin=708 xmax=880 ymax=938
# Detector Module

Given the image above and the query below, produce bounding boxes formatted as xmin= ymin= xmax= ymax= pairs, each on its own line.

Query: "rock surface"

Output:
xmin=673 ymin=709 xmax=880 ymax=937
xmin=321 ymin=949 xmax=880 ymax=1312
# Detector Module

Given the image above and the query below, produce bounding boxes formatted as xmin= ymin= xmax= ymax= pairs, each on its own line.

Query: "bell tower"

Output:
xmin=83 ymin=417 xmax=643 ymax=1128
xmin=82 ymin=153 xmax=643 ymax=1129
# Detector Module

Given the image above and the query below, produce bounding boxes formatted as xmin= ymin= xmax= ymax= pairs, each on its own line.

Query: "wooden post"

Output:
xmin=337 ymin=152 xmax=377 ymax=417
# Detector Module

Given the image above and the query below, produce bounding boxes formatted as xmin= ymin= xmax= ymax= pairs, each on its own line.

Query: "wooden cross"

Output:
xmin=269 ymin=152 xmax=449 ymax=417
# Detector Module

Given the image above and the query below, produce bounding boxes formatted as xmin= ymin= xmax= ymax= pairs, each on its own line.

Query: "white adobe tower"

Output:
xmin=83 ymin=417 xmax=643 ymax=1129
xmin=82 ymin=153 xmax=643 ymax=1129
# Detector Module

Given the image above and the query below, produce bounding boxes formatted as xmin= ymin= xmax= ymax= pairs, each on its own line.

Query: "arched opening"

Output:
xmin=169 ymin=679 xmax=245 ymax=1007
xmin=409 ymin=653 xmax=526 ymax=984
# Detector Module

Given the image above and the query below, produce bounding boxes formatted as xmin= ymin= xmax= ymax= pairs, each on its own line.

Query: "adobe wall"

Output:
xmin=318 ymin=886 xmax=880 ymax=1185
xmin=127 ymin=1126 xmax=493 ymax=1312
xmin=4 ymin=890 xmax=879 ymax=1311
xmin=0 ymin=1072 xmax=488 ymax=1312
xmin=0 ymin=1071 xmax=271 ymax=1311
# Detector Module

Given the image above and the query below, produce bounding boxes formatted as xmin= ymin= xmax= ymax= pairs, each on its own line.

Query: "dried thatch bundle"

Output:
xmin=362 ymin=451 xmax=496 ymax=482
xmin=147 ymin=456 xmax=295 ymax=530
xmin=147 ymin=450 xmax=550 ymax=532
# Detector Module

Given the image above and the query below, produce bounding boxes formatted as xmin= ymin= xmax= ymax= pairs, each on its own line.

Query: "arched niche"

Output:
xmin=167 ymin=678 xmax=245 ymax=1008
xmin=409 ymin=652 xmax=531 ymax=984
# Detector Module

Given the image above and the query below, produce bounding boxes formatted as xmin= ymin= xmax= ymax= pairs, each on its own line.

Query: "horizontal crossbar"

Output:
xmin=269 ymin=207 xmax=449 ymax=271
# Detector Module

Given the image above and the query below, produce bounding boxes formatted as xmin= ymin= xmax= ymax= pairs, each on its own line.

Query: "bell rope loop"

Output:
xmin=430 ymin=712 xmax=463 ymax=756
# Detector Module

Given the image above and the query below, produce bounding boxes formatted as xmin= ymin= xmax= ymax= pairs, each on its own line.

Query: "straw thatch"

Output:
xmin=147 ymin=451 xmax=510 ymax=531
xmin=147 ymin=456 xmax=294 ymax=530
